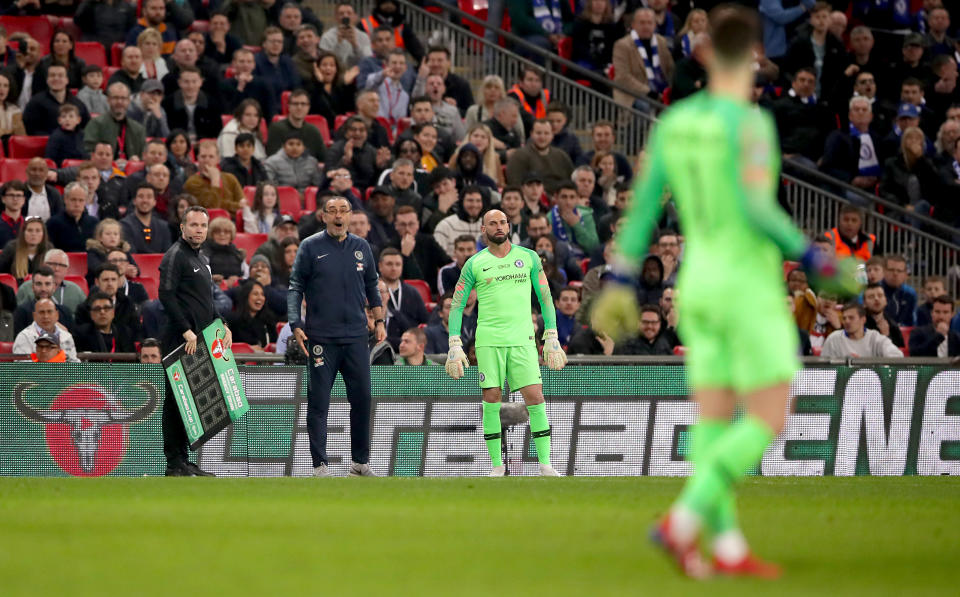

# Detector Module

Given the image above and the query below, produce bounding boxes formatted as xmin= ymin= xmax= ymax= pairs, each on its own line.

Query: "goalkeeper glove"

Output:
xmin=590 ymin=283 xmax=639 ymax=343
xmin=445 ymin=335 xmax=469 ymax=379
xmin=800 ymin=246 xmax=864 ymax=299
xmin=542 ymin=329 xmax=567 ymax=370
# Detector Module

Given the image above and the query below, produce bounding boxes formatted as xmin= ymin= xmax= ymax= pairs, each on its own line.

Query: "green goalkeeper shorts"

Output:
xmin=679 ymin=291 xmax=800 ymax=394
xmin=476 ymin=345 xmax=542 ymax=390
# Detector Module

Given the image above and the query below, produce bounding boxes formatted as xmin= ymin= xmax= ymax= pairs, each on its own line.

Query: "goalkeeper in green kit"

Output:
xmin=592 ymin=6 xmax=862 ymax=579
xmin=445 ymin=209 xmax=567 ymax=477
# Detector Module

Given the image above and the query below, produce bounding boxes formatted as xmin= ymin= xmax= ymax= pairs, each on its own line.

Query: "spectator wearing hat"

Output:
xmin=879 ymin=102 xmax=932 ymax=165
xmin=264 ymin=131 xmax=323 ymax=192
xmin=365 ymin=186 xmax=400 ymax=253
xmin=327 ymin=116 xmax=392 ymax=191
xmin=888 ymin=33 xmax=933 ymax=101
xmin=30 ymin=331 xmax=67 ymax=362
xmin=253 ymin=214 xmax=300 ymax=277
xmin=83 ymin=82 xmax=147 ymax=161
xmin=126 ymin=79 xmax=170 ymax=139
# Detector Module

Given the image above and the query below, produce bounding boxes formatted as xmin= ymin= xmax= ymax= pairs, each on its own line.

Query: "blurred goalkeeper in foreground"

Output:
xmin=445 ymin=209 xmax=567 ymax=477
xmin=592 ymin=5 xmax=862 ymax=579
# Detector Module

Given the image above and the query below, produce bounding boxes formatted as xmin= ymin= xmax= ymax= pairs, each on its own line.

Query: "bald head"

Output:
xmin=482 ymin=209 xmax=509 ymax=246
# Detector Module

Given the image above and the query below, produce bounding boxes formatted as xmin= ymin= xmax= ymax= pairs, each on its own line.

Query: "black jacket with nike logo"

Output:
xmin=159 ymin=237 xmax=218 ymax=351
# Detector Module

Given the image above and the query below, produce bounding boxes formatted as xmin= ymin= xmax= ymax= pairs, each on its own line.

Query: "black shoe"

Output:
xmin=183 ymin=461 xmax=216 ymax=477
xmin=165 ymin=461 xmax=191 ymax=476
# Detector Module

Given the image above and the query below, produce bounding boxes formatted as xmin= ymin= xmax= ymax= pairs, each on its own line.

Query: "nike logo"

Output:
xmin=482 ymin=266 xmax=492 ymax=271
xmin=317 ymin=254 xmax=328 ymax=260
xmin=193 ymin=267 xmax=200 ymax=273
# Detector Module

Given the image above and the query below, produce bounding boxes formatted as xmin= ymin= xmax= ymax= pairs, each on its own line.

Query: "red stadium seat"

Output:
xmin=334 ymin=114 xmax=350 ymax=133
xmin=0 ymin=341 xmax=12 ymax=354
xmin=75 ymin=42 xmax=107 ymax=68
xmin=65 ymin=275 xmax=88 ymax=295
xmin=124 ymin=160 xmax=145 ymax=175
xmin=281 ymin=90 xmax=290 ymax=115
xmin=134 ymin=253 xmax=163 ymax=281
xmin=103 ymin=66 xmax=121 ymax=89
xmin=304 ymin=186 xmax=318 ymax=211
xmin=243 ymin=186 xmax=256 ymax=203
xmin=304 ymin=115 xmax=332 ymax=146
xmin=234 ymin=233 xmax=267 ymax=263
xmin=277 ymin=186 xmax=302 ymax=213
xmin=221 ymin=114 xmax=233 ymax=128
xmin=0 ymin=273 xmax=17 ymax=293
xmin=0 ymin=17 xmax=53 ymax=51
xmin=783 ymin=260 xmax=800 ymax=279
xmin=230 ymin=342 xmax=255 ymax=353
xmin=405 ymin=279 xmax=432 ymax=304
xmin=235 ymin=209 xmax=244 ymax=231
xmin=8 ymin=136 xmax=48 ymax=159
xmin=673 ymin=345 xmax=687 ymax=356
xmin=396 ymin=117 xmax=412 ymax=137
xmin=0 ymin=159 xmax=31 ymax=181
xmin=224 ymin=67 xmax=235 ymax=78
xmin=376 ymin=117 xmax=395 ymax=144
xmin=458 ymin=0 xmax=488 ymax=38
xmin=132 ymin=276 xmax=158 ymax=300
xmin=207 ymin=208 xmax=231 ymax=222
xmin=64 ymin=252 xmax=87 ymax=278
xmin=111 ymin=43 xmax=124 ymax=66
xmin=61 ymin=159 xmax=86 ymax=169
xmin=557 ymin=36 xmax=572 ymax=60
xmin=242 ymin=45 xmax=260 ymax=53
xmin=189 ymin=20 xmax=210 ymax=33
xmin=900 ymin=326 xmax=913 ymax=352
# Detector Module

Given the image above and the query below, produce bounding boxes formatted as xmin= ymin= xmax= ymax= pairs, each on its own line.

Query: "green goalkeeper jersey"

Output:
xmin=448 ymin=244 xmax=557 ymax=347
xmin=618 ymin=92 xmax=808 ymax=299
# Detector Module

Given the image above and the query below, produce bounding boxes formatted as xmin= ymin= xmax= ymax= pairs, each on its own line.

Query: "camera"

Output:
xmin=341 ymin=17 xmax=350 ymax=27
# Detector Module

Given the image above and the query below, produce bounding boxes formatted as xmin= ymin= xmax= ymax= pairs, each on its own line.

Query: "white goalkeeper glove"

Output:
xmin=445 ymin=335 xmax=469 ymax=379
xmin=542 ymin=329 xmax=567 ymax=371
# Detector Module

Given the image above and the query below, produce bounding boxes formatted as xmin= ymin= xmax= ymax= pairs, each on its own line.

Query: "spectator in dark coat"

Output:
xmin=820 ymin=96 xmax=884 ymax=192
xmin=615 ymin=305 xmax=675 ymax=356
xmin=670 ymin=32 xmax=709 ymax=102
xmin=203 ymin=216 xmax=247 ymax=288
xmin=46 ymin=182 xmax=98 ymax=253
xmin=226 ymin=280 xmax=278 ymax=350
xmin=75 ymin=0 xmax=138 ymax=49
xmin=546 ymin=102 xmax=583 ymax=166
xmin=22 ymin=65 xmax=90 ymax=135
xmin=772 ymin=67 xmax=833 ymax=163
xmin=306 ymin=51 xmax=358 ymax=132
xmin=255 ymin=26 xmax=303 ymax=108
xmin=879 ymin=127 xmax=944 ymax=212
xmin=388 ymin=206 xmax=449 ymax=294
xmin=782 ymin=2 xmax=849 ymax=110
xmin=221 ymin=132 xmax=269 ymax=188
xmin=908 ymin=295 xmax=960 ymax=357
xmin=45 ymin=104 xmax=86 ymax=166
xmin=73 ymin=291 xmax=137 ymax=354
xmin=161 ymin=66 xmax=222 ymax=141
xmin=378 ymin=248 xmax=429 ymax=351
xmin=325 ymin=115 xmax=391 ymax=191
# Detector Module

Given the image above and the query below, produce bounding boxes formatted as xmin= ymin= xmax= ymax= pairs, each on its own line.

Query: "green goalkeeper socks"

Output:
xmin=678 ymin=415 xmax=774 ymax=526
xmin=482 ymin=401 xmax=503 ymax=468
xmin=527 ymin=403 xmax=551 ymax=466
xmin=690 ymin=419 xmax=738 ymax=534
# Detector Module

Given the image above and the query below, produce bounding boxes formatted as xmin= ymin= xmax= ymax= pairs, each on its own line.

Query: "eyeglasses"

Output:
xmin=640 ymin=319 xmax=660 ymax=326
xmin=4 ymin=192 xmax=24 ymax=198
xmin=90 ymin=305 xmax=114 ymax=312
xmin=325 ymin=208 xmax=352 ymax=215
xmin=46 ymin=262 xmax=68 ymax=269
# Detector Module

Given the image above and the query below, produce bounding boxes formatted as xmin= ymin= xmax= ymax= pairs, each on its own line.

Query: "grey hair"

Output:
xmin=571 ymin=165 xmax=595 ymax=180
xmin=392 ymin=158 xmax=414 ymax=170
xmin=147 ymin=163 xmax=170 ymax=175
xmin=64 ymin=181 xmax=89 ymax=198
xmin=848 ymin=96 xmax=872 ymax=111
xmin=850 ymin=26 xmax=872 ymax=38
xmin=44 ymin=249 xmax=69 ymax=266
xmin=493 ymin=98 xmax=518 ymax=116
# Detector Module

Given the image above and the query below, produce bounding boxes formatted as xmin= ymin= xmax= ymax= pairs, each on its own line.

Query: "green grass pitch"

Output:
xmin=0 ymin=477 xmax=956 ymax=596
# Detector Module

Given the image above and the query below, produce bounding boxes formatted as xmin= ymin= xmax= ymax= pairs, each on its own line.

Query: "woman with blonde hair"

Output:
xmin=466 ymin=75 xmax=525 ymax=141
xmin=137 ymin=28 xmax=169 ymax=80
xmin=676 ymin=9 xmax=708 ymax=59
xmin=203 ymin=216 xmax=247 ymax=287
xmin=879 ymin=126 xmax=944 ymax=214
xmin=85 ymin=218 xmax=138 ymax=286
xmin=0 ymin=216 xmax=51 ymax=282
xmin=448 ymin=124 xmax=504 ymax=186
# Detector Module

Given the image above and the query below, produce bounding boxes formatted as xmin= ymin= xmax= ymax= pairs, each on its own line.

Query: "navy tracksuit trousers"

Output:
xmin=306 ymin=338 xmax=371 ymax=467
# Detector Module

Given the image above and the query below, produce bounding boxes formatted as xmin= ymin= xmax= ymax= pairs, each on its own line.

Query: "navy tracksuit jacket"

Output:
xmin=288 ymin=231 xmax=381 ymax=467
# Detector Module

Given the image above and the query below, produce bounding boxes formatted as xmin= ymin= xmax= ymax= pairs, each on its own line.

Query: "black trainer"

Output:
xmin=183 ymin=461 xmax=216 ymax=477
xmin=165 ymin=461 xmax=191 ymax=476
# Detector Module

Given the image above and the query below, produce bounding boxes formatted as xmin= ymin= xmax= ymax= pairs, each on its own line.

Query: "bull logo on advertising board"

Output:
xmin=211 ymin=328 xmax=229 ymax=361
xmin=13 ymin=383 xmax=158 ymax=476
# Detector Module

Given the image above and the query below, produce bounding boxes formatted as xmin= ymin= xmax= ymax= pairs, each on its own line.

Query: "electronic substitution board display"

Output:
xmin=163 ymin=319 xmax=249 ymax=449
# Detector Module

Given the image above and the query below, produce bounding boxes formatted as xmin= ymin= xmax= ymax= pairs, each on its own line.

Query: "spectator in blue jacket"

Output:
xmin=255 ymin=27 xmax=303 ymax=108
xmin=881 ymin=254 xmax=918 ymax=326
xmin=760 ymin=0 xmax=815 ymax=61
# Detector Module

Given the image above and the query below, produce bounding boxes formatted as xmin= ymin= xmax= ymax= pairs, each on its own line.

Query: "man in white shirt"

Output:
xmin=318 ymin=2 xmax=372 ymax=68
xmin=24 ymin=158 xmax=62 ymax=222
xmin=820 ymin=302 xmax=903 ymax=359
xmin=12 ymin=298 xmax=79 ymax=361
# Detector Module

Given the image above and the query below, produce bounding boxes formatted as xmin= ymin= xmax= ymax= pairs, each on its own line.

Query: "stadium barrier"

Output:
xmin=1 ymin=363 xmax=957 ymax=478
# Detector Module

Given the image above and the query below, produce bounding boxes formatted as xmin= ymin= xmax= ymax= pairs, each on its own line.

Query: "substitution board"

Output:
xmin=163 ymin=319 xmax=249 ymax=449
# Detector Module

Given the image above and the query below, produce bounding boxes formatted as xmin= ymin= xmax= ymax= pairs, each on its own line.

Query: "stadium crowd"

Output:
xmin=0 ymin=0 xmax=958 ymax=363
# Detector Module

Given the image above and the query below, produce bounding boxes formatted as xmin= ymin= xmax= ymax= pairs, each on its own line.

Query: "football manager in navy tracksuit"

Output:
xmin=288 ymin=195 xmax=385 ymax=477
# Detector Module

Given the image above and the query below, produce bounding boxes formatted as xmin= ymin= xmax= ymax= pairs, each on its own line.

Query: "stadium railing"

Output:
xmin=353 ymin=0 xmax=659 ymax=157
xmin=359 ymin=0 xmax=960 ymax=289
